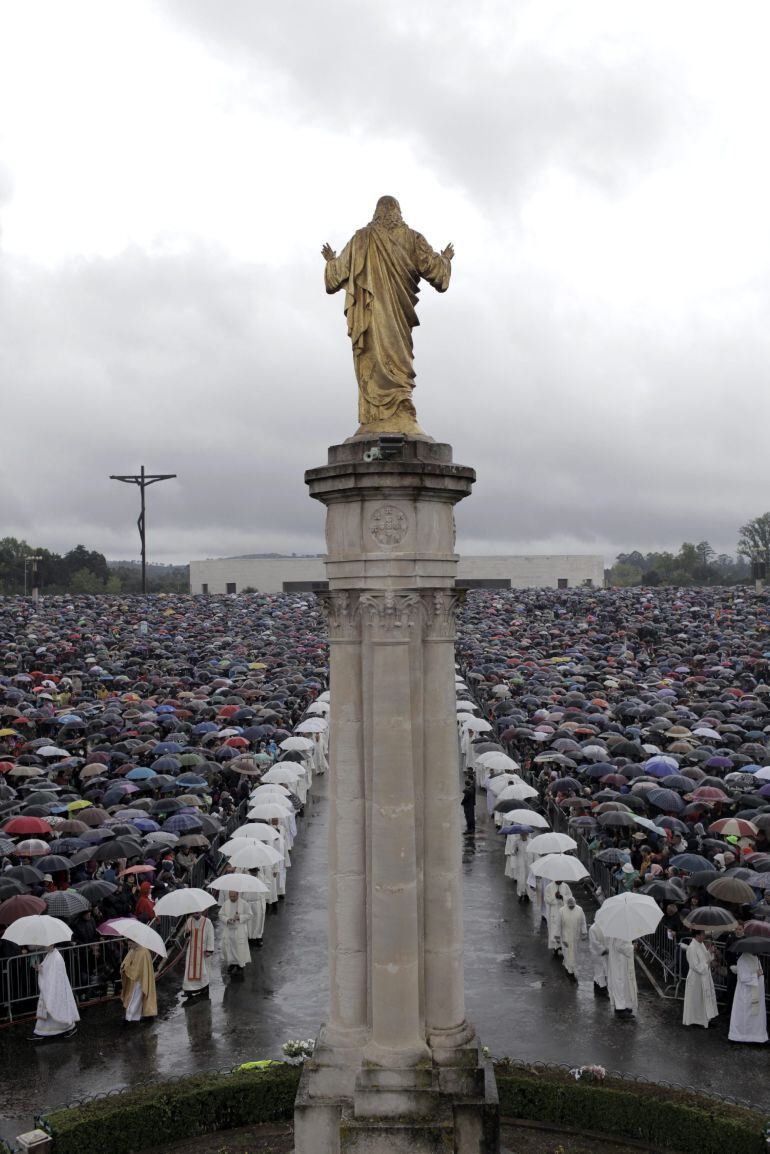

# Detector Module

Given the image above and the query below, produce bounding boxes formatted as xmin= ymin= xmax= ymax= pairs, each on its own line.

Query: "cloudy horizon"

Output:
xmin=2 ymin=1 xmax=769 ymax=568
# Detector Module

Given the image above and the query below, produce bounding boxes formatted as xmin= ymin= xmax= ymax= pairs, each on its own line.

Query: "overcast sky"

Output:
xmin=2 ymin=1 xmax=769 ymax=566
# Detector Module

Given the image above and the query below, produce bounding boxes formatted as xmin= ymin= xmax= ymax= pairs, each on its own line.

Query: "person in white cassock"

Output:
xmin=220 ymin=892 xmax=251 ymax=973
xmin=728 ymin=953 xmax=768 ymax=1043
xmin=33 ymin=946 xmax=80 ymax=1040
xmin=183 ymin=912 xmax=215 ymax=999
xmin=504 ymin=832 xmax=531 ymax=902
xmin=544 ymin=881 xmax=572 ymax=954
xmin=588 ymin=921 xmax=609 ymax=998
xmin=682 ymin=931 xmax=718 ymax=1028
xmin=312 ymin=732 xmax=327 ymax=776
xmin=244 ymin=871 xmax=268 ymax=942
xmin=606 ymin=937 xmax=638 ymax=1017
xmin=555 ymin=896 xmax=587 ymax=982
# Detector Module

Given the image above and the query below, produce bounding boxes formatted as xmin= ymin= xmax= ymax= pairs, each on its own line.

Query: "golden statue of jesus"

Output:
xmin=322 ymin=196 xmax=454 ymax=438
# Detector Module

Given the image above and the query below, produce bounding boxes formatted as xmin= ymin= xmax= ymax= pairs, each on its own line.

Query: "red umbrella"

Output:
xmin=2 ymin=816 xmax=53 ymax=836
xmin=0 ymin=894 xmax=46 ymax=925
xmin=709 ymin=818 xmax=759 ymax=839
xmin=118 ymin=864 xmax=155 ymax=877
xmin=691 ymin=787 xmax=729 ymax=803
xmin=743 ymin=920 xmax=770 ymax=938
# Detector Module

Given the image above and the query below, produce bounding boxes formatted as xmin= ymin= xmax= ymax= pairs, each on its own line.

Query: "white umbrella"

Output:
xmin=37 ymin=746 xmax=69 ymax=758
xmin=496 ymin=783 xmax=538 ymax=802
xmin=527 ymin=832 xmax=578 ymax=855
xmin=108 ymin=918 xmax=167 ymax=957
xmin=456 ymin=713 xmax=477 ymax=725
xmin=208 ymin=873 xmax=269 ymax=895
xmin=261 ymin=766 xmax=301 ymax=785
xmin=226 ymin=842 xmax=283 ymax=869
xmin=502 ymin=809 xmax=550 ymax=829
xmin=487 ymin=773 xmax=523 ymax=795
xmin=295 ymin=718 xmax=327 ymax=733
xmin=316 ymin=691 xmax=330 ymax=702
xmin=306 ymin=701 xmax=329 ymax=714
xmin=752 ymin=766 xmax=770 ymax=781
xmin=229 ymin=823 xmax=281 ymax=843
xmin=144 ymin=831 xmax=179 ymax=846
xmin=476 ymin=752 xmax=519 ymax=772
xmin=595 ymin=893 xmax=663 ymax=941
xmin=462 ymin=717 xmax=492 ymax=733
xmin=153 ymin=888 xmax=217 ymax=917
xmin=248 ymin=803 xmax=292 ymax=821
xmin=455 ymin=701 xmax=479 ymax=712
xmin=250 ymin=782 xmax=292 ymax=798
xmin=2 ymin=914 xmax=73 ymax=948
xmin=530 ymin=854 xmax=589 ymax=883
xmin=279 ymin=736 xmax=313 ymax=752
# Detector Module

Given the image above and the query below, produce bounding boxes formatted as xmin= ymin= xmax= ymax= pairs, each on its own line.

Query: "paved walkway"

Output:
xmin=0 ymin=785 xmax=764 ymax=1144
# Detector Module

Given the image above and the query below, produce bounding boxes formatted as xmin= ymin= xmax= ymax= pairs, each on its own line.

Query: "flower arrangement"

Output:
xmin=569 ymin=1064 xmax=606 ymax=1082
xmin=282 ymin=1039 xmax=316 ymax=1064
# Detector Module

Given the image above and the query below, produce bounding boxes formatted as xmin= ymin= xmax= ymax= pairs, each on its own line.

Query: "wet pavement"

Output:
xmin=0 ymin=785 xmax=765 ymax=1144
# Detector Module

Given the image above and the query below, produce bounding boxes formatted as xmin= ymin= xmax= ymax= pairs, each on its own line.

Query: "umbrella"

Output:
xmin=0 ymin=894 xmax=47 ymax=925
xmin=3 ymin=816 xmax=53 ymax=836
xmin=475 ymin=752 xmax=519 ymax=772
xmin=1 ymin=914 xmax=73 ymax=947
xmin=595 ymin=893 xmax=663 ymax=940
xmin=681 ymin=906 xmax=740 ymax=934
xmin=463 ymin=717 xmax=493 ymax=733
xmin=640 ymin=880 xmax=687 ymax=903
xmin=278 ymin=737 xmax=313 ymax=752
xmin=530 ymin=854 xmax=589 ymax=882
xmin=153 ymin=888 xmax=217 ymax=917
xmin=0 ymin=879 xmax=27 ymax=901
xmin=728 ymin=936 xmax=770 ymax=956
xmin=669 ymin=854 xmax=714 ymax=874
xmin=226 ymin=841 xmax=283 ymax=869
xmin=35 ymin=855 xmax=72 ymax=874
xmin=247 ymin=803 xmax=293 ymax=821
xmin=706 ymin=877 xmax=757 ymax=904
xmin=5 ymin=865 xmax=44 ymax=885
xmin=208 ymin=873 xmax=269 ymax=894
xmin=647 ymin=788 xmax=685 ymax=813
xmin=108 ymin=918 xmax=167 ymax=957
xmin=708 ymin=818 xmax=759 ymax=839
xmin=597 ymin=812 xmax=637 ymax=828
xmin=495 ymin=783 xmax=538 ymax=803
xmin=13 ymin=839 xmax=51 ymax=857
xmin=742 ymin=920 xmax=770 ymax=938
xmin=73 ymin=880 xmax=117 ymax=902
xmin=526 ymin=833 xmax=577 ymax=855
xmin=596 ymin=848 xmax=631 ymax=865
xmin=44 ymin=890 xmax=91 ymax=918
xmin=499 ymin=810 xmax=549 ymax=829
xmin=294 ymin=718 xmax=327 ymax=733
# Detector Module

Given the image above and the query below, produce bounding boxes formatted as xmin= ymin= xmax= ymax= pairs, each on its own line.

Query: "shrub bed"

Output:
xmin=37 ymin=1059 xmax=769 ymax=1154
xmin=38 ymin=1065 xmax=301 ymax=1154
xmin=494 ymin=1062 xmax=769 ymax=1154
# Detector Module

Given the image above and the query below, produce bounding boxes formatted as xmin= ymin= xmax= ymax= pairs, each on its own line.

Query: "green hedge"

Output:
xmin=38 ymin=1064 xmax=301 ymax=1154
xmin=38 ymin=1060 xmax=769 ymax=1154
xmin=495 ymin=1063 xmax=769 ymax=1154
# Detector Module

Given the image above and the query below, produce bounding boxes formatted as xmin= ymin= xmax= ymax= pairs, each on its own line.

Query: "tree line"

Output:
xmin=0 ymin=538 xmax=189 ymax=595
xmin=608 ymin=512 xmax=770 ymax=587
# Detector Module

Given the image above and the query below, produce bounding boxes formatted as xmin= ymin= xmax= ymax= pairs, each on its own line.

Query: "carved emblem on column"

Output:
xmin=316 ymin=590 xmax=361 ymax=640
xmin=422 ymin=589 xmax=465 ymax=640
xmin=359 ymin=590 xmax=421 ymax=634
xmin=368 ymin=504 xmax=408 ymax=548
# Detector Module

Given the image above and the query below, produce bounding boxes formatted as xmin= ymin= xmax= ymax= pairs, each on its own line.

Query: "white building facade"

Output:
xmin=189 ymin=554 xmax=604 ymax=594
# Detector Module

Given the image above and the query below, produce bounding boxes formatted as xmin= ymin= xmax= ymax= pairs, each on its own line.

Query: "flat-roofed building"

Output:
xmin=189 ymin=554 xmax=605 ymax=594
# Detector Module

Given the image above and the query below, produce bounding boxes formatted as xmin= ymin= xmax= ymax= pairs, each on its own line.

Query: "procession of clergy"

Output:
xmin=32 ymin=710 xmax=329 ymax=1037
xmin=481 ymin=760 xmax=767 ymax=1044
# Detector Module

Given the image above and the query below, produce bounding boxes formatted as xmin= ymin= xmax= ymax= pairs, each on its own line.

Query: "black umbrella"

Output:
xmin=35 ymin=855 xmax=72 ymax=873
xmin=640 ymin=880 xmax=687 ymax=903
xmin=682 ymin=906 xmax=740 ymax=932
xmin=728 ymin=936 xmax=770 ymax=956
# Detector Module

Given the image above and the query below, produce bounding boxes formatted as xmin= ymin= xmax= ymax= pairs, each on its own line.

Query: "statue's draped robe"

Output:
xmin=325 ymin=223 xmax=451 ymax=429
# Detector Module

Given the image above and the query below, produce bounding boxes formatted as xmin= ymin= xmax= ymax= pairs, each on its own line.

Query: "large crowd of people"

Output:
xmin=0 ymin=594 xmax=328 ymax=1037
xmin=456 ymin=586 xmax=770 ymax=1043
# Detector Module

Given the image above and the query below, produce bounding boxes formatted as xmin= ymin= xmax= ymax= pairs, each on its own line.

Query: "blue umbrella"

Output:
xmin=152 ymin=742 xmax=186 ymax=755
xmin=163 ymin=813 xmax=203 ymax=833
xmin=500 ymin=824 xmax=533 ymax=834
xmin=647 ymin=788 xmax=685 ymax=813
xmin=129 ymin=817 xmax=161 ymax=833
xmin=644 ymin=757 xmax=679 ymax=778
xmin=126 ymin=767 xmax=157 ymax=781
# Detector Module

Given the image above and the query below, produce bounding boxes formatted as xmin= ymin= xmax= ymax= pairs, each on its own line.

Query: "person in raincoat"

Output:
xmin=555 ymin=896 xmax=587 ymax=982
xmin=682 ymin=931 xmax=718 ymax=1028
xmin=33 ymin=946 xmax=80 ymax=1041
xmin=606 ymin=937 xmax=638 ymax=1017
xmin=121 ymin=945 xmax=157 ymax=1023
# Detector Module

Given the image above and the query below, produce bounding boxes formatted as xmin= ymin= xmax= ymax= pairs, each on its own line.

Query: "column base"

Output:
xmin=294 ymin=1038 xmax=499 ymax=1154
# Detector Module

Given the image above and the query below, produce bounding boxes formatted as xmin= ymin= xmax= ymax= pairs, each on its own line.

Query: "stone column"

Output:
xmin=294 ymin=438 xmax=499 ymax=1154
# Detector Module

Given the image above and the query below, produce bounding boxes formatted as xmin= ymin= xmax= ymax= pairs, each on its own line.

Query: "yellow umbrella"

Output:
xmin=67 ymin=799 xmax=93 ymax=812
xmin=249 ymin=662 xmax=267 ymax=670
xmin=0 ymin=728 xmax=20 ymax=738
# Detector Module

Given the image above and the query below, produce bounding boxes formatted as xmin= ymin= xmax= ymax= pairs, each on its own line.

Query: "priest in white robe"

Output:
xmin=544 ymin=881 xmax=572 ymax=953
xmin=33 ymin=947 xmax=80 ymax=1040
xmin=220 ymin=893 xmax=251 ymax=973
xmin=728 ymin=953 xmax=768 ymax=1044
xmin=555 ymin=897 xmax=587 ymax=981
xmin=183 ymin=912 xmax=215 ymax=999
xmin=607 ymin=937 xmax=638 ymax=1017
xmin=510 ymin=833 xmax=533 ymax=902
xmin=588 ymin=921 xmax=609 ymax=997
xmin=682 ymin=932 xmax=718 ymax=1028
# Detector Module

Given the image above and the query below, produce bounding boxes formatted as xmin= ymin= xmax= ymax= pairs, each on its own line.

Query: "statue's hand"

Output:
xmin=321 ymin=243 xmax=336 ymax=262
xmin=442 ymin=243 xmax=455 ymax=261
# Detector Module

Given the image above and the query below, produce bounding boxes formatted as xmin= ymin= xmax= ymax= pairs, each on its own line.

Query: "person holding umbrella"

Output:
xmin=183 ymin=911 xmax=215 ymax=1001
xmin=682 ymin=930 xmax=718 ymax=1029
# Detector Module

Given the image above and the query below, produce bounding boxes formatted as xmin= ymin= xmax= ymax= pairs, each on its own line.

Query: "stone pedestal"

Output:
xmin=294 ymin=438 xmax=499 ymax=1153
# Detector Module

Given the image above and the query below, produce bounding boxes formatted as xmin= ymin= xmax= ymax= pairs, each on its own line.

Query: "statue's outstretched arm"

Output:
xmin=414 ymin=232 xmax=452 ymax=293
xmin=323 ymin=240 xmax=351 ymax=295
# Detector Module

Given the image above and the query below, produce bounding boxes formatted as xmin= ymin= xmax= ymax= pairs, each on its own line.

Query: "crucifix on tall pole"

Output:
xmin=109 ymin=465 xmax=177 ymax=594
